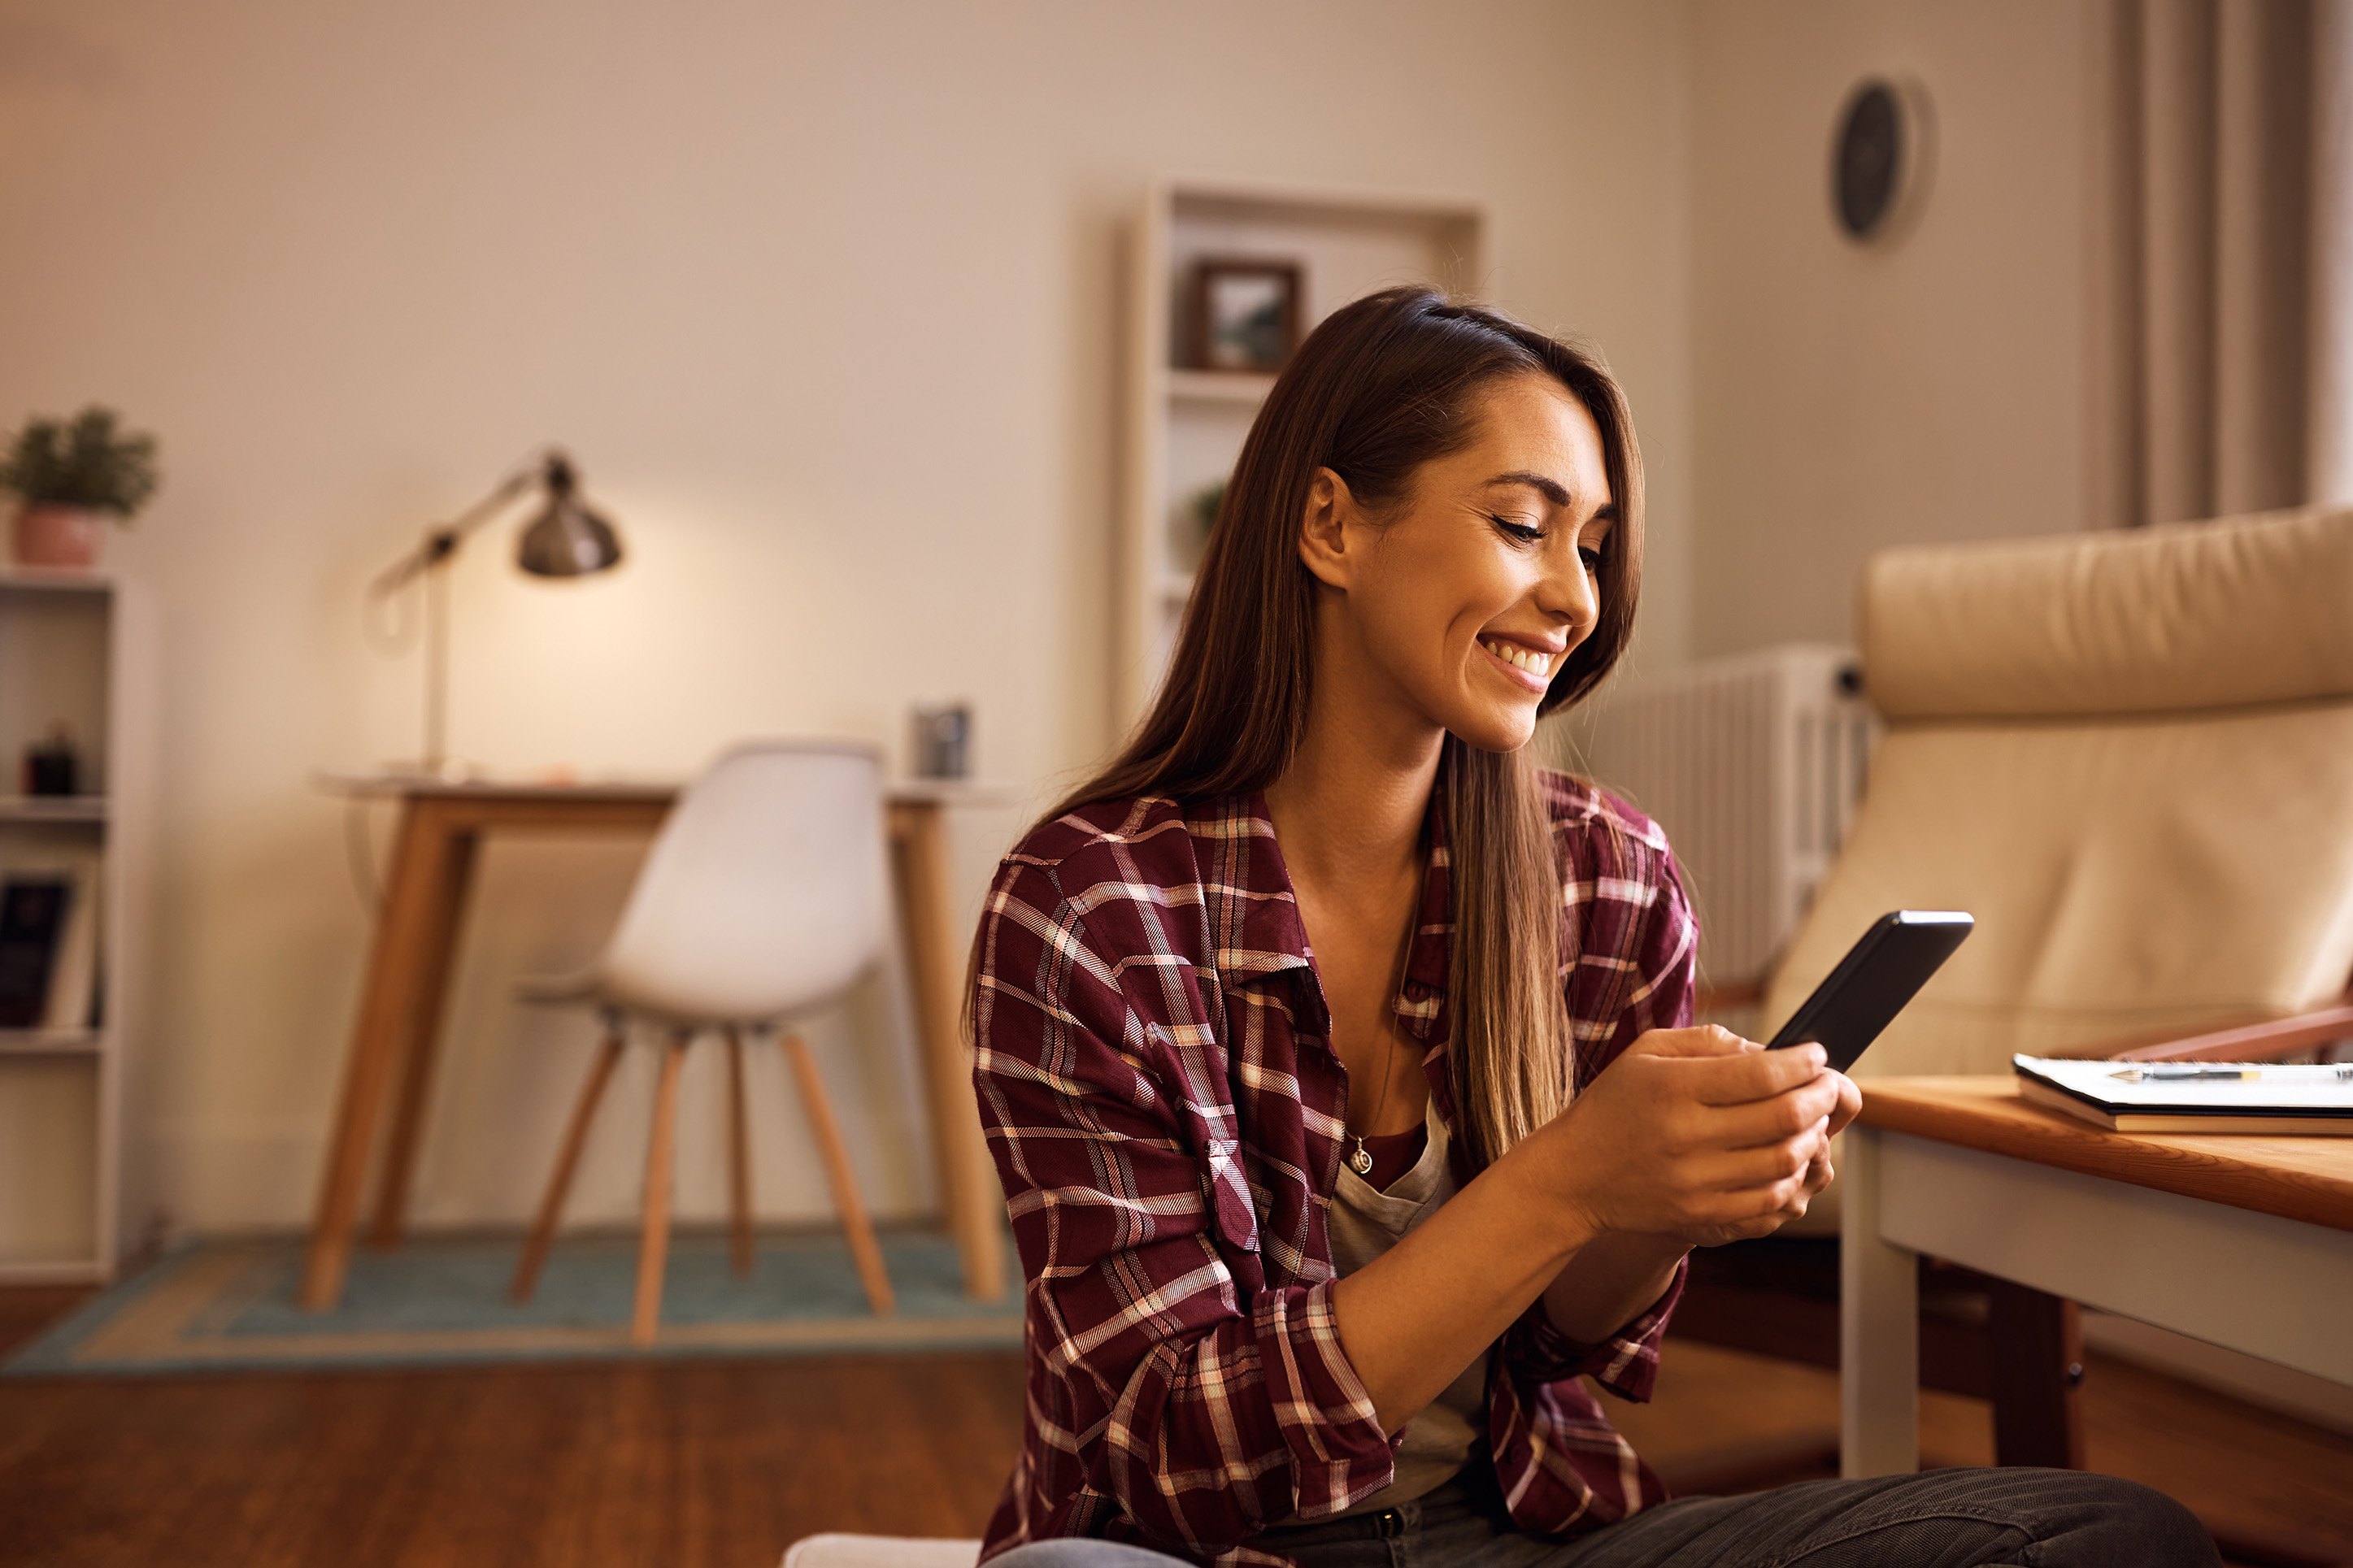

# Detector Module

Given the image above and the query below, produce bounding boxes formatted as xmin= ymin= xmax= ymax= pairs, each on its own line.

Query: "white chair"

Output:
xmin=508 ymin=741 xmax=898 ymax=1344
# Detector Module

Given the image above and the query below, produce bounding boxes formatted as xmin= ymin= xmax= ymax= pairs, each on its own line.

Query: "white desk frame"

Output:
xmin=1840 ymin=1123 xmax=2353 ymax=1477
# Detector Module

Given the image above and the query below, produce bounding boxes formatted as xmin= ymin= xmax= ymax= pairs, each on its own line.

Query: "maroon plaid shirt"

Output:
xmin=969 ymin=774 xmax=1698 ymax=1566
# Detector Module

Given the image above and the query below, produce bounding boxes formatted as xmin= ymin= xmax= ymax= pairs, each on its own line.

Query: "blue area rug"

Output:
xmin=4 ymin=1230 xmax=1022 ymax=1375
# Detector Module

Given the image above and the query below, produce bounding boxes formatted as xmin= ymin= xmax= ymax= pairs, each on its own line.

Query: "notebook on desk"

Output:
xmin=2013 ymin=1054 xmax=2353 ymax=1134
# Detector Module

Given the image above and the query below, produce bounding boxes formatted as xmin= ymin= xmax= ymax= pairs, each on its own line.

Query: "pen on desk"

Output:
xmin=2108 ymin=1066 xmax=2258 ymax=1081
xmin=2107 ymin=1064 xmax=2353 ymax=1081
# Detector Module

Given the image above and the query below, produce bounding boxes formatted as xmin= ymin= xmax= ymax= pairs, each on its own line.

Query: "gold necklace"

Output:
xmin=1346 ymin=921 xmax=1420 ymax=1177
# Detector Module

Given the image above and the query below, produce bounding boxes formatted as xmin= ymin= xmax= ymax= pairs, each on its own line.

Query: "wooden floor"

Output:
xmin=0 ymin=1289 xmax=1024 ymax=1568
xmin=3 ymin=1289 xmax=2350 ymax=1567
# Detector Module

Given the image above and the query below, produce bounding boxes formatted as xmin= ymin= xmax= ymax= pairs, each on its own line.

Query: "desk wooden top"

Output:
xmin=1859 ymin=1075 xmax=2353 ymax=1234
xmin=312 ymin=771 xmax=1025 ymax=806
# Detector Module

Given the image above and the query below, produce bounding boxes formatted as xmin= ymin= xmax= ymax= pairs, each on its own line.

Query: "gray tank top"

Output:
xmin=1324 ymin=1101 xmax=1490 ymax=1516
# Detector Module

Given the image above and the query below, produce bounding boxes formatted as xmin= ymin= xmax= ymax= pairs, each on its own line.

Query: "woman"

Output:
xmin=968 ymin=289 xmax=2213 ymax=1568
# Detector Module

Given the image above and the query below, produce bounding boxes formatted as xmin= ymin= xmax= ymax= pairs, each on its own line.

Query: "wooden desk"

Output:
xmin=1841 ymin=1076 xmax=2353 ymax=1477
xmin=299 ymin=776 xmax=1013 ymax=1312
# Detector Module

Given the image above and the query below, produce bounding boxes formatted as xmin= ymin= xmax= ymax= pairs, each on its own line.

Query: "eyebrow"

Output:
xmin=1485 ymin=471 xmax=1618 ymax=521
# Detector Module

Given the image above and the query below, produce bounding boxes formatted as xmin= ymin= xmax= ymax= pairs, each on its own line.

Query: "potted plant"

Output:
xmin=0 ymin=406 xmax=160 ymax=569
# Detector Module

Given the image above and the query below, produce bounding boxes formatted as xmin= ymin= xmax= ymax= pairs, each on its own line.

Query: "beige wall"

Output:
xmin=0 ymin=0 xmax=1697 ymax=1234
xmin=1685 ymin=0 xmax=2098 ymax=658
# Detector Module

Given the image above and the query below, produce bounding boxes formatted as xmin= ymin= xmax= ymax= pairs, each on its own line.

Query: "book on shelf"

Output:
xmin=2013 ymin=1053 xmax=2353 ymax=1134
xmin=0 ymin=874 xmax=68 ymax=1027
xmin=43 ymin=857 xmax=98 ymax=1030
xmin=0 ymin=854 xmax=100 ymax=1032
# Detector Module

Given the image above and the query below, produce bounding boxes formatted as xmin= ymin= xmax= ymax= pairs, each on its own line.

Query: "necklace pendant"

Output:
xmin=1347 ymin=1140 xmax=1374 ymax=1176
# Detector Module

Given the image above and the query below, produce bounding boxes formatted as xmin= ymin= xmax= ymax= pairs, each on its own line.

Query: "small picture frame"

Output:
xmin=1187 ymin=258 xmax=1303 ymax=373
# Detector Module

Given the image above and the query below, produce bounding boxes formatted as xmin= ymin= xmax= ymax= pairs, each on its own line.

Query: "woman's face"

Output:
xmin=1306 ymin=371 xmax=1616 ymax=754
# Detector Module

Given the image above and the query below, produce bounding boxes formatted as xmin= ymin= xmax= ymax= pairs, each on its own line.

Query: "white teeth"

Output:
xmin=1483 ymin=640 xmax=1552 ymax=675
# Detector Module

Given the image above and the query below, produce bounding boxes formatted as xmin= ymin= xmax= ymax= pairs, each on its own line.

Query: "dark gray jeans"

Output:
xmin=989 ymin=1466 xmax=2219 ymax=1568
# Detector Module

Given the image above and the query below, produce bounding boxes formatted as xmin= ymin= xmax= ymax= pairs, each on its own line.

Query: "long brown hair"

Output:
xmin=1049 ymin=286 xmax=1645 ymax=1172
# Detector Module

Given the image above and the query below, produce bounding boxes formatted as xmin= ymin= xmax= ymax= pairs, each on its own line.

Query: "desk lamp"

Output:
xmin=368 ymin=449 xmax=624 ymax=779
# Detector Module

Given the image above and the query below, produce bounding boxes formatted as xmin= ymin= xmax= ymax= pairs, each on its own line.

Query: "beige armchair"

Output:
xmin=1671 ymin=505 xmax=2353 ymax=1506
xmin=1768 ymin=502 xmax=2353 ymax=1075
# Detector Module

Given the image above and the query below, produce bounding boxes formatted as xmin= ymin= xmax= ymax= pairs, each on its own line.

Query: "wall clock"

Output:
xmin=1833 ymin=77 xmax=1933 ymax=243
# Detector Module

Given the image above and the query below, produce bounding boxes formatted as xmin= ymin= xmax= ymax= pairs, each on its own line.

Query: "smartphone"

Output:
xmin=1764 ymin=910 xmax=1973 ymax=1071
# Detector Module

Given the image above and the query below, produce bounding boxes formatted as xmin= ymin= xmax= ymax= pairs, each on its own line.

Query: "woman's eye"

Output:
xmin=1490 ymin=515 xmax=1543 ymax=543
xmin=1578 ymin=545 xmax=1605 ymax=574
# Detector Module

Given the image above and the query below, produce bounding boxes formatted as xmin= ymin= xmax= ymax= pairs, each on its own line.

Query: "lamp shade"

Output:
xmin=516 ymin=454 xmax=624 ymax=578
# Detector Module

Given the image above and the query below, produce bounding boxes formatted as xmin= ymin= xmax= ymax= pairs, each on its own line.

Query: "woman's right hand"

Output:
xmin=1507 ymin=1026 xmax=1847 ymax=1248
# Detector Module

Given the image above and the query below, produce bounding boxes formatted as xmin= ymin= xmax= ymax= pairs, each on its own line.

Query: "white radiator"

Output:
xmin=1572 ymin=645 xmax=1879 ymax=989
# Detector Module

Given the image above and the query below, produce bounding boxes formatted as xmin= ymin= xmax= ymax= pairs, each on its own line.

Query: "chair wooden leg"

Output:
xmin=632 ymin=1030 xmax=691 ymax=1346
xmin=725 ymin=1025 xmax=755 ymax=1277
xmin=1986 ymin=1280 xmax=2086 ymax=1469
xmin=781 ymin=1031 xmax=896 ymax=1316
xmin=510 ymin=1014 xmax=628 ymax=1304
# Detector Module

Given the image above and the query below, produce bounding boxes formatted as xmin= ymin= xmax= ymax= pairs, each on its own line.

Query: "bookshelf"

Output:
xmin=0 ymin=571 xmax=154 ymax=1283
xmin=1115 ymin=178 xmax=1490 ymax=728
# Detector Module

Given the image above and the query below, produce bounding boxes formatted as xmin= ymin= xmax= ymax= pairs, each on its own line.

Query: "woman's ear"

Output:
xmin=1298 ymin=467 xmax=1359 ymax=590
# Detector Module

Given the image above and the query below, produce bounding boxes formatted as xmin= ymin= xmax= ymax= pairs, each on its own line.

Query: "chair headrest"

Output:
xmin=1861 ymin=505 xmax=2353 ymax=720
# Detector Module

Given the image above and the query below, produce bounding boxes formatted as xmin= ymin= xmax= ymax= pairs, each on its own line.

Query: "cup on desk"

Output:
xmin=911 ymin=702 xmax=969 ymax=780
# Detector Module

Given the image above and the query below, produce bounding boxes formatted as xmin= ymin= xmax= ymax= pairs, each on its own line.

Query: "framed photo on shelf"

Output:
xmin=1187 ymin=258 xmax=1303 ymax=373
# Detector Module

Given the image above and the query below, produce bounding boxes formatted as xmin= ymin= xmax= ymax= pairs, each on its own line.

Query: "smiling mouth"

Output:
xmin=1480 ymin=639 xmax=1555 ymax=677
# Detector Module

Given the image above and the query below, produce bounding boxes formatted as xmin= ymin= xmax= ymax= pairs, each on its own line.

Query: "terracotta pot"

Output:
xmin=11 ymin=503 xmax=106 ymax=569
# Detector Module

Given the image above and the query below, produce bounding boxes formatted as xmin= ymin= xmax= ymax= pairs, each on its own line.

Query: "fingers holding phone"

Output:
xmin=1513 ymin=909 xmax=1965 ymax=1251
xmin=1522 ymin=1027 xmax=1846 ymax=1241
xmin=1672 ymin=1036 xmax=1859 ymax=1241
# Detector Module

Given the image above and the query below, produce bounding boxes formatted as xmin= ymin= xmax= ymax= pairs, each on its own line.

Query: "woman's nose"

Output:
xmin=1537 ymin=550 xmax=1599 ymax=635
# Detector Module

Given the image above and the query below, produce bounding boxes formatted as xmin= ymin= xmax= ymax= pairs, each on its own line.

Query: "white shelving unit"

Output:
xmin=0 ymin=570 xmax=154 ymax=1283
xmin=1116 ymin=178 xmax=1490 ymax=728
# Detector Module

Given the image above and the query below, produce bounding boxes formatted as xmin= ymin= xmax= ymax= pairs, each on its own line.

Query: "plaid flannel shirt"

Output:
xmin=969 ymin=773 xmax=1698 ymax=1566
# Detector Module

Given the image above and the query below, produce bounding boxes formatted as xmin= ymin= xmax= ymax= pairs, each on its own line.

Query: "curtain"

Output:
xmin=2313 ymin=0 xmax=2353 ymax=504
xmin=2089 ymin=0 xmax=2320 ymax=528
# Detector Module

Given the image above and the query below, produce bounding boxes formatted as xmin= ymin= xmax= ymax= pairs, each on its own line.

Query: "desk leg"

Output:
xmin=301 ymin=801 xmax=472 ymax=1310
xmin=1987 ymin=1281 xmax=2086 ymax=1468
xmin=888 ymin=800 xmax=1007 ymax=1301
xmin=367 ymin=821 xmax=480 ymax=1246
xmin=1841 ymin=1123 xmax=1920 ymax=1477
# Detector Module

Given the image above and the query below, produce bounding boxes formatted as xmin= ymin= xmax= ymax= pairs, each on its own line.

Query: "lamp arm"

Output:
xmin=365 ymin=450 xmax=560 ymax=599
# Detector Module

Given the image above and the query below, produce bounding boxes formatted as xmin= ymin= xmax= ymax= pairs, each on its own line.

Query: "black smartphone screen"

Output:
xmin=1764 ymin=910 xmax=1973 ymax=1071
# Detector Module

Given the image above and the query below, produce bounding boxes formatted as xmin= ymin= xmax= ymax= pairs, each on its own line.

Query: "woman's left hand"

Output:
xmin=1669 ymin=1064 xmax=1861 ymax=1249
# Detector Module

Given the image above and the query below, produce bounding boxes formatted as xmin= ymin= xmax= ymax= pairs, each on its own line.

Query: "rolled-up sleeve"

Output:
xmin=1507 ymin=1255 xmax=1686 ymax=1401
xmin=972 ymin=858 xmax=1393 ymax=1558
